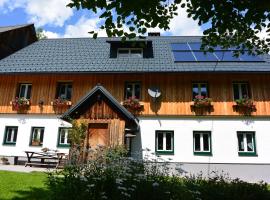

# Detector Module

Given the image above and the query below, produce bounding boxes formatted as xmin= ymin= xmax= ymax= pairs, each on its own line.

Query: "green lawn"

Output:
xmin=0 ymin=170 xmax=50 ymax=200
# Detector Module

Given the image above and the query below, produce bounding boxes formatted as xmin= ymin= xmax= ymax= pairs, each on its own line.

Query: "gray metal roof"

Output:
xmin=0 ymin=36 xmax=269 ymax=73
xmin=0 ymin=24 xmax=34 ymax=33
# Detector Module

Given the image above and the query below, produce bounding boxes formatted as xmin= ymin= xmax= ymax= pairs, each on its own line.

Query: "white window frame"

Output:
xmin=233 ymin=82 xmax=249 ymax=100
xmin=237 ymin=132 xmax=256 ymax=153
xmin=193 ymin=131 xmax=211 ymax=153
xmin=125 ymin=82 xmax=141 ymax=99
xmin=58 ymin=128 xmax=71 ymax=146
xmin=117 ymin=48 xmax=143 ymax=58
xmin=4 ymin=126 xmax=18 ymax=144
xmin=156 ymin=131 xmax=174 ymax=153
xmin=19 ymin=83 xmax=32 ymax=99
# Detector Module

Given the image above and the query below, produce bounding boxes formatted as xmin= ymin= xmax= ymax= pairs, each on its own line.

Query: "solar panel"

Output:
xmin=171 ymin=42 xmax=265 ymax=62
xmin=240 ymin=52 xmax=264 ymax=62
xmin=173 ymin=51 xmax=196 ymax=62
xmin=188 ymin=42 xmax=202 ymax=51
xmin=214 ymin=51 xmax=241 ymax=61
xmin=171 ymin=43 xmax=189 ymax=51
xmin=193 ymin=52 xmax=218 ymax=61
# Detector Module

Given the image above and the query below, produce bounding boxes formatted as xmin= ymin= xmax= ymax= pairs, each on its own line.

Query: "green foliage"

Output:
xmin=36 ymin=28 xmax=47 ymax=40
xmin=67 ymin=0 xmax=270 ymax=55
xmin=47 ymin=147 xmax=270 ymax=200
xmin=69 ymin=120 xmax=87 ymax=146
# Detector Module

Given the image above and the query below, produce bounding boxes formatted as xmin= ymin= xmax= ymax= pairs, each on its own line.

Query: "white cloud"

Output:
xmin=25 ymin=0 xmax=73 ymax=27
xmin=43 ymin=30 xmax=60 ymax=38
xmin=1 ymin=0 xmax=73 ymax=27
xmin=64 ymin=16 xmax=106 ymax=38
xmin=165 ymin=8 xmax=202 ymax=36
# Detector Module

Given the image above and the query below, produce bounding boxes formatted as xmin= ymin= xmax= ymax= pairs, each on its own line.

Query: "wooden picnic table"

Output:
xmin=24 ymin=151 xmax=67 ymax=168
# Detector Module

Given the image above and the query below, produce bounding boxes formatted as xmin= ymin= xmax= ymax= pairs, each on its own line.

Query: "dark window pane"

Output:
xmin=134 ymin=84 xmax=141 ymax=99
xmin=238 ymin=134 xmax=244 ymax=151
xmin=203 ymin=134 xmax=209 ymax=151
xmin=166 ymin=132 xmax=172 ymax=150
xmin=19 ymin=85 xmax=26 ymax=98
xmin=200 ymin=84 xmax=208 ymax=97
xmin=215 ymin=51 xmax=241 ymax=61
xmin=40 ymin=129 xmax=44 ymax=143
xmin=118 ymin=49 xmax=129 ymax=54
xmin=171 ymin=43 xmax=189 ymax=51
xmin=7 ymin=130 xmax=12 ymax=142
xmin=173 ymin=51 xmax=195 ymax=62
xmin=157 ymin=133 xmax=163 ymax=150
xmin=233 ymin=84 xmax=240 ymax=100
xmin=125 ymin=84 xmax=133 ymax=99
xmin=241 ymin=84 xmax=249 ymax=98
xmin=246 ymin=134 xmax=254 ymax=152
xmin=67 ymin=84 xmax=72 ymax=100
xmin=193 ymin=52 xmax=218 ymax=61
xmin=60 ymin=131 xmax=65 ymax=144
xmin=192 ymin=84 xmax=199 ymax=99
xmin=14 ymin=129 xmax=17 ymax=142
xmin=26 ymin=85 xmax=32 ymax=99
xmin=194 ymin=134 xmax=200 ymax=151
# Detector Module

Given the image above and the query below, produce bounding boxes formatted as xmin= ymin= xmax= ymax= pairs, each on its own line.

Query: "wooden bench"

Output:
xmin=24 ymin=151 xmax=67 ymax=169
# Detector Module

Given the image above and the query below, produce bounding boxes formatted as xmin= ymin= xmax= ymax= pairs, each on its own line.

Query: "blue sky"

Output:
xmin=0 ymin=0 xmax=203 ymax=38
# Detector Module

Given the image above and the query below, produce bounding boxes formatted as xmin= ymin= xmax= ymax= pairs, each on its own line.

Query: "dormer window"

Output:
xmin=118 ymin=48 xmax=143 ymax=58
xmin=107 ymin=40 xmax=153 ymax=58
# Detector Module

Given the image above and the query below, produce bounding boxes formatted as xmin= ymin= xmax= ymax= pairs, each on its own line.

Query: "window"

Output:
xmin=30 ymin=127 xmax=44 ymax=146
xmin=125 ymin=82 xmax=141 ymax=99
xmin=233 ymin=82 xmax=250 ymax=100
xmin=192 ymin=83 xmax=208 ymax=99
xmin=18 ymin=83 xmax=32 ymax=99
xmin=155 ymin=131 xmax=174 ymax=154
xmin=237 ymin=132 xmax=257 ymax=156
xmin=58 ymin=128 xmax=71 ymax=147
xmin=193 ymin=131 xmax=212 ymax=155
xmin=56 ymin=82 xmax=72 ymax=100
xmin=118 ymin=48 xmax=143 ymax=58
xmin=3 ymin=126 xmax=18 ymax=145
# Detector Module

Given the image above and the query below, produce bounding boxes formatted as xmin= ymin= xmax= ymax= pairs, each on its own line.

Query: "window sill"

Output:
xmin=57 ymin=144 xmax=71 ymax=148
xmin=3 ymin=143 xmax=16 ymax=146
xmin=238 ymin=152 xmax=257 ymax=157
xmin=194 ymin=151 xmax=212 ymax=156
xmin=155 ymin=151 xmax=174 ymax=155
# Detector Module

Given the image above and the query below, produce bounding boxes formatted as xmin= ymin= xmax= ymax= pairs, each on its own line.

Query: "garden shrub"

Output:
xmin=47 ymin=147 xmax=270 ymax=200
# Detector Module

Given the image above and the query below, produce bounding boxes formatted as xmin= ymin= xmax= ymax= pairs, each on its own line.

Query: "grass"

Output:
xmin=0 ymin=170 xmax=50 ymax=200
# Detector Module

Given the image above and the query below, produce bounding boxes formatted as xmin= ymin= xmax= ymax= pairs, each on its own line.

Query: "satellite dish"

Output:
xmin=148 ymin=87 xmax=161 ymax=99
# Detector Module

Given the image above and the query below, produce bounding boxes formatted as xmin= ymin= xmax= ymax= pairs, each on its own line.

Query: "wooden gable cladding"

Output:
xmin=1 ymin=73 xmax=270 ymax=116
xmin=83 ymin=100 xmax=122 ymax=120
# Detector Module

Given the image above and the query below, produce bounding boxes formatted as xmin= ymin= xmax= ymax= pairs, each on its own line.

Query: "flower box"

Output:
xmin=11 ymin=97 xmax=31 ymax=111
xmin=191 ymin=95 xmax=213 ymax=115
xmin=122 ymin=97 xmax=144 ymax=113
xmin=233 ymin=97 xmax=256 ymax=115
xmin=51 ymin=98 xmax=72 ymax=107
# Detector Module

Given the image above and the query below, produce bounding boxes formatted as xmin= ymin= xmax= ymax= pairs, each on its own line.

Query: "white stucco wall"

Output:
xmin=0 ymin=114 xmax=71 ymax=157
xmin=133 ymin=117 xmax=270 ymax=164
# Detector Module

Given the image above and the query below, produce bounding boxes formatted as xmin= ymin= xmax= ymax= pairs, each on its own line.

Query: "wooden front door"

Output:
xmin=88 ymin=123 xmax=109 ymax=148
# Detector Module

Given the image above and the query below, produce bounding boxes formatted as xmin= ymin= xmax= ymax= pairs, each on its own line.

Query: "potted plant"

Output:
xmin=233 ymin=96 xmax=256 ymax=115
xmin=191 ymin=95 xmax=213 ymax=115
xmin=11 ymin=97 xmax=31 ymax=111
xmin=123 ymin=96 xmax=144 ymax=113
xmin=0 ymin=157 xmax=9 ymax=165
